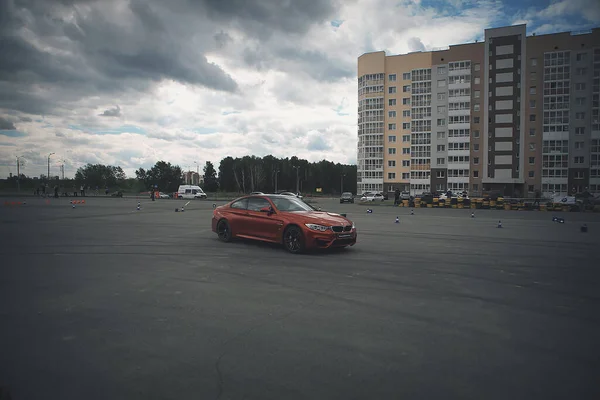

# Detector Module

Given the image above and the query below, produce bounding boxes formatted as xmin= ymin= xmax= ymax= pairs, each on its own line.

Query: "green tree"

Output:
xmin=203 ymin=161 xmax=219 ymax=192
xmin=74 ymin=164 xmax=126 ymax=188
xmin=145 ymin=161 xmax=182 ymax=193
xmin=218 ymin=156 xmax=236 ymax=192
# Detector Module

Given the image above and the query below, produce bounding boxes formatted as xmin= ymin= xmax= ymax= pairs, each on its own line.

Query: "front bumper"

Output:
xmin=304 ymin=229 xmax=357 ymax=249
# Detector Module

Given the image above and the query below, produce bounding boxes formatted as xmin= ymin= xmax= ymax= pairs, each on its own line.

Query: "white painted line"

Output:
xmin=185 ymin=201 xmax=191 ymax=207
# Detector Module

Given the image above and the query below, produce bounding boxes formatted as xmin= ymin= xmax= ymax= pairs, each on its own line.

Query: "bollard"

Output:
xmin=497 ymin=220 xmax=502 ymax=228
xmin=395 ymin=216 xmax=399 ymax=223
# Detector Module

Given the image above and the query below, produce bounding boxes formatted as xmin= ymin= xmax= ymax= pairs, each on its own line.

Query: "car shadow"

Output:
xmin=217 ymin=237 xmax=353 ymax=256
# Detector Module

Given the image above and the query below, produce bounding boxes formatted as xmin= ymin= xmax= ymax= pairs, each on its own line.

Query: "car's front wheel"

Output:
xmin=283 ymin=225 xmax=304 ymax=254
xmin=216 ymin=219 xmax=232 ymax=242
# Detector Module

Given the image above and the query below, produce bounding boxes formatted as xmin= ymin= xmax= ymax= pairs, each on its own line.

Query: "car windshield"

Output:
xmin=271 ymin=196 xmax=314 ymax=212
xmin=342 ymin=192 xmax=352 ymax=197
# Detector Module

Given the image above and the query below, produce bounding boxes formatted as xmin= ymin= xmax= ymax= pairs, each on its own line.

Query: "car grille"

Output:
xmin=332 ymin=225 xmax=352 ymax=232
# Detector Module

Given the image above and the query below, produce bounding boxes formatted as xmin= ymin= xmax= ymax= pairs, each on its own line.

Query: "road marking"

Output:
xmin=185 ymin=201 xmax=191 ymax=207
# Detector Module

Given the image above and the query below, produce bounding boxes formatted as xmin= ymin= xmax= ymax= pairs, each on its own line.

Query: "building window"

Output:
xmin=403 ymin=85 xmax=411 ymax=92
xmin=474 ymin=77 xmax=480 ymax=85
xmin=402 ymin=97 xmax=410 ymax=105
xmin=437 ymin=145 xmax=445 ymax=152
xmin=529 ymin=100 xmax=536 ymax=108
xmin=388 ymin=160 xmax=396 ymax=167
xmin=389 ymin=99 xmax=396 ymax=106
xmin=528 ymin=185 xmax=535 ymax=192
xmin=576 ymin=127 xmax=585 ymax=135
xmin=389 ymin=111 xmax=396 ymax=118
xmin=388 ymin=74 xmax=397 ymax=81
xmin=574 ymin=156 xmax=584 ymax=164
xmin=473 ymin=130 xmax=480 ymax=138
xmin=473 ymin=170 xmax=479 ymax=178
xmin=402 ymin=122 xmax=410 ymax=129
xmin=575 ymin=141 xmax=584 ymax=149
xmin=474 ymin=63 xmax=481 ymax=71
xmin=575 ymin=112 xmax=585 ymax=120
xmin=437 ymin=119 xmax=446 ymax=126
xmin=402 ymin=160 xmax=410 ymax=167
xmin=437 ymin=79 xmax=446 ymax=88
xmin=389 ymin=148 xmax=396 ymax=155
xmin=438 ymin=66 xmax=447 ymax=74
xmin=402 ymin=148 xmax=410 ymax=154
xmin=528 ymin=171 xmax=535 ymax=178
xmin=529 ymin=128 xmax=536 ymax=136
xmin=438 ymin=93 xmax=446 ymax=101
xmin=388 ymin=123 xmax=396 ymax=130
xmin=575 ymin=97 xmax=586 ymax=105
xmin=437 ymin=131 xmax=446 ymax=139
xmin=576 ymin=53 xmax=587 ymax=62
xmin=474 ymin=90 xmax=480 ymax=98
xmin=529 ymin=114 xmax=536 ymax=122
xmin=388 ymin=135 xmax=397 ymax=142
xmin=403 ymin=110 xmax=410 ymax=117
xmin=437 ymin=106 xmax=446 ymax=113
xmin=437 ymin=158 xmax=445 ymax=165
xmin=402 ymin=134 xmax=410 ymax=142
xmin=576 ymin=68 xmax=587 ymax=76
xmin=530 ymin=86 xmax=536 ymax=95
xmin=575 ymin=83 xmax=586 ymax=91
xmin=437 ymin=170 xmax=445 ymax=178
xmin=389 ymin=86 xmax=397 ymax=94
xmin=574 ymin=171 xmax=584 ymax=179
xmin=529 ymin=143 xmax=536 ymax=151
xmin=388 ymin=172 xmax=396 ymax=179
xmin=473 ymin=143 xmax=480 ymax=151
xmin=531 ymin=58 xmax=537 ymax=67
xmin=473 ymin=157 xmax=479 ymax=164
xmin=402 ymin=72 xmax=411 ymax=80
xmin=474 ymin=117 xmax=480 ymax=123
xmin=402 ymin=173 xmax=410 ymax=179
xmin=529 ymin=156 xmax=535 ymax=164
xmin=474 ymin=104 xmax=480 ymax=111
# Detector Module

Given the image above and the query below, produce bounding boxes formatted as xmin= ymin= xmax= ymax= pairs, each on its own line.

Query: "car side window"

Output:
xmin=230 ymin=198 xmax=248 ymax=209
xmin=247 ymin=197 xmax=271 ymax=212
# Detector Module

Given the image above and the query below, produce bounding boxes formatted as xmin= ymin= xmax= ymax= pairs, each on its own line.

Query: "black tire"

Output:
xmin=216 ymin=219 xmax=232 ymax=242
xmin=283 ymin=225 xmax=304 ymax=254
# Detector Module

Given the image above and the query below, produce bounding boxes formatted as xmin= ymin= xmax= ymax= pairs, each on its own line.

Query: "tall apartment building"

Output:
xmin=357 ymin=24 xmax=600 ymax=197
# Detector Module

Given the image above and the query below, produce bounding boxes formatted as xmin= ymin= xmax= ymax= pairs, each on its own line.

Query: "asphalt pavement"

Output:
xmin=1 ymin=196 xmax=599 ymax=400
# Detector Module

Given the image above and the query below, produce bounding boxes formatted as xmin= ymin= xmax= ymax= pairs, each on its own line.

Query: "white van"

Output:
xmin=177 ymin=185 xmax=207 ymax=199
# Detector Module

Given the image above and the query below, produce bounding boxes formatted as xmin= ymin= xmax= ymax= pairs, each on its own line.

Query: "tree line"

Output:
xmin=2 ymin=155 xmax=357 ymax=195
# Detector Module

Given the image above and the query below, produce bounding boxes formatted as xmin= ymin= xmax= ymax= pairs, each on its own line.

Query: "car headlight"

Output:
xmin=352 ymin=222 xmax=355 ymax=229
xmin=305 ymin=223 xmax=330 ymax=232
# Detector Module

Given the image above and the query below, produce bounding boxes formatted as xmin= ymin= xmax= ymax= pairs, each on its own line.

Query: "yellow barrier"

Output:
xmin=504 ymin=204 xmax=511 ymax=211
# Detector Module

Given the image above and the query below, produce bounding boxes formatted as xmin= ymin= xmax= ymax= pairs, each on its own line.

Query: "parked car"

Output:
xmin=279 ymin=191 xmax=303 ymax=200
xmin=399 ymin=191 xmax=410 ymax=200
xmin=212 ymin=194 xmax=357 ymax=253
xmin=340 ymin=192 xmax=354 ymax=203
xmin=158 ymin=192 xmax=170 ymax=199
xmin=360 ymin=193 xmax=384 ymax=202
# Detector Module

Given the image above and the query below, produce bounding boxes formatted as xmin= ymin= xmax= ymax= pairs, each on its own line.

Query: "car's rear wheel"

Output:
xmin=216 ymin=219 xmax=232 ymax=242
xmin=283 ymin=226 xmax=304 ymax=254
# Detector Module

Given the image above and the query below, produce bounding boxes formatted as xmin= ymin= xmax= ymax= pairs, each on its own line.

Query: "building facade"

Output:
xmin=357 ymin=25 xmax=600 ymax=197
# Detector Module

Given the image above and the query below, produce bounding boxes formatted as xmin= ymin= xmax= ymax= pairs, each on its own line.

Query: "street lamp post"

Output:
xmin=47 ymin=152 xmax=55 ymax=181
xmin=16 ymin=155 xmax=24 ymax=192
xmin=293 ymin=166 xmax=300 ymax=194
xmin=340 ymin=173 xmax=346 ymax=194
xmin=274 ymin=170 xmax=280 ymax=193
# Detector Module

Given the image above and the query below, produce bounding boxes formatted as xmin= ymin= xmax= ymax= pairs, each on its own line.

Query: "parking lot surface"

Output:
xmin=1 ymin=196 xmax=599 ymax=400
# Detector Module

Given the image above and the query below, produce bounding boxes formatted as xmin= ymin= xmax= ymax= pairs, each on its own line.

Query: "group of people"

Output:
xmin=35 ymin=184 xmax=109 ymax=198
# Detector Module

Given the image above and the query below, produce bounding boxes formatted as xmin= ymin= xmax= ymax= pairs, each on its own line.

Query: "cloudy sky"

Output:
xmin=1 ymin=0 xmax=599 ymax=178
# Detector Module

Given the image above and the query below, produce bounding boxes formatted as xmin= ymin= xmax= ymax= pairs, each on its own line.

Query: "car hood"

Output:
xmin=292 ymin=211 xmax=352 ymax=226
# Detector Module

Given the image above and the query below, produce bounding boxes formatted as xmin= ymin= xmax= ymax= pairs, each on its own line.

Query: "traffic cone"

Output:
xmin=410 ymin=209 xmax=414 ymax=215
xmin=471 ymin=212 xmax=475 ymax=218
xmin=181 ymin=206 xmax=185 ymax=212
xmin=395 ymin=216 xmax=399 ymax=223
xmin=497 ymin=220 xmax=502 ymax=228
xmin=137 ymin=204 xmax=140 ymax=211
xmin=72 ymin=203 xmax=75 ymax=209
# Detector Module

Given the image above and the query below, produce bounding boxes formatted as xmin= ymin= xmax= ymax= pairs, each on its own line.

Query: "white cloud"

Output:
xmin=0 ymin=0 xmax=594 ymax=179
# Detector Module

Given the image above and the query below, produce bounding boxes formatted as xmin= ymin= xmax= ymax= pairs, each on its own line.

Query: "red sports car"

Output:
xmin=211 ymin=194 xmax=357 ymax=253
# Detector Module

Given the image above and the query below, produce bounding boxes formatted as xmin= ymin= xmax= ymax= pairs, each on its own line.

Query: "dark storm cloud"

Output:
xmin=99 ymin=105 xmax=122 ymax=117
xmin=0 ymin=116 xmax=16 ymax=130
xmin=214 ymin=31 xmax=232 ymax=49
